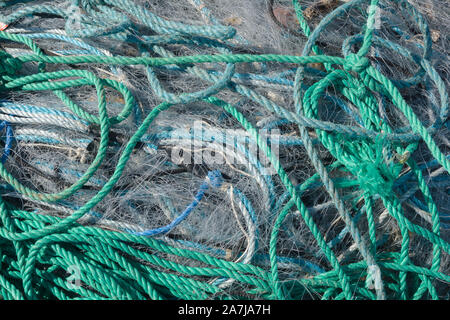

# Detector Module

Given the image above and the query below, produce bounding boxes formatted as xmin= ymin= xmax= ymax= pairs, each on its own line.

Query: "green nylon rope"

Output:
xmin=0 ymin=0 xmax=448 ymax=300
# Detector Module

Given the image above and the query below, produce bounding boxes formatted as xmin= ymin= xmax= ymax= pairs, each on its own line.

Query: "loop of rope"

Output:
xmin=0 ymin=0 xmax=447 ymax=300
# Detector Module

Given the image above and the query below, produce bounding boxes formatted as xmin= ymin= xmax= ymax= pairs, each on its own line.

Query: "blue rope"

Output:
xmin=126 ymin=170 xmax=223 ymax=237
xmin=0 ymin=121 xmax=13 ymax=164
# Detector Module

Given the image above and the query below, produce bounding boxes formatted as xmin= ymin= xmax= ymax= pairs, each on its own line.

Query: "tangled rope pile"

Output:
xmin=0 ymin=0 xmax=448 ymax=299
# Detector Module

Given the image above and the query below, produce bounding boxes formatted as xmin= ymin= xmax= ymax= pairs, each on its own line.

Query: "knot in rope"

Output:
xmin=343 ymin=53 xmax=370 ymax=74
xmin=351 ymin=159 xmax=399 ymax=198
xmin=338 ymin=135 xmax=404 ymax=198
xmin=0 ymin=50 xmax=22 ymax=79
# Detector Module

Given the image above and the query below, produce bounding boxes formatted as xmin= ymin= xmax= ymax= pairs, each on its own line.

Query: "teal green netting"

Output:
xmin=0 ymin=0 xmax=448 ymax=300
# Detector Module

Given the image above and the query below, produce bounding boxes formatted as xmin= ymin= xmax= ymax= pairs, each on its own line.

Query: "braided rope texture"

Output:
xmin=0 ymin=0 xmax=448 ymax=300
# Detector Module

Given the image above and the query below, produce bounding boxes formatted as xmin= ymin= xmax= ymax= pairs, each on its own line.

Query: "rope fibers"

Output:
xmin=0 ymin=0 xmax=448 ymax=300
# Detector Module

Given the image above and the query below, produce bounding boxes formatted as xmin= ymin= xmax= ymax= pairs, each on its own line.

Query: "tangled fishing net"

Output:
xmin=0 ymin=0 xmax=448 ymax=300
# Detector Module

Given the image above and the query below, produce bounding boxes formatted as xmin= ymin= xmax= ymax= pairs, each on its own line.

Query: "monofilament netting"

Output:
xmin=0 ymin=0 xmax=448 ymax=300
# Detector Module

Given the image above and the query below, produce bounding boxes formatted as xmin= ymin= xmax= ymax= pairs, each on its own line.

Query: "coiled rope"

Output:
xmin=0 ymin=0 xmax=448 ymax=300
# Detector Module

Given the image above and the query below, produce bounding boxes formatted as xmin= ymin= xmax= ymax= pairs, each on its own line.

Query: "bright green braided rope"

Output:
xmin=0 ymin=0 xmax=448 ymax=300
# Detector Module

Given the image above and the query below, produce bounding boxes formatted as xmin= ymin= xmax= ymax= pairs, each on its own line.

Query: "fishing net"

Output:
xmin=0 ymin=0 xmax=448 ymax=300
